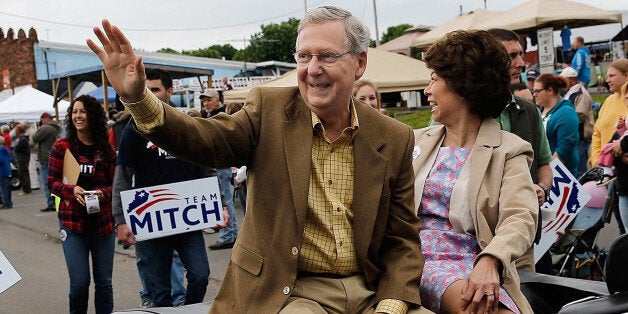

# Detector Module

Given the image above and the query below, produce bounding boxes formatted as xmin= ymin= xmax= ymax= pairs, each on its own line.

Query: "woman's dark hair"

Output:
xmin=535 ymin=73 xmax=567 ymax=95
xmin=66 ymin=95 xmax=114 ymax=159
xmin=424 ymin=30 xmax=511 ymax=119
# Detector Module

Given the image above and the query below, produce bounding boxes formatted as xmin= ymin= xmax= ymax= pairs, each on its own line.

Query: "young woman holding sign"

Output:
xmin=48 ymin=95 xmax=116 ymax=314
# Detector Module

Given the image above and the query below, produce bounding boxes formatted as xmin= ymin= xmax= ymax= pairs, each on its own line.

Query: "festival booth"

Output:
xmin=224 ymin=47 xmax=431 ymax=103
xmin=0 ymin=86 xmax=70 ymax=122
xmin=411 ymin=9 xmax=499 ymax=49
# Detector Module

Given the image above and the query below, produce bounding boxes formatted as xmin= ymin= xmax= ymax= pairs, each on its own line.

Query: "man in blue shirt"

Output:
xmin=570 ymin=36 xmax=591 ymax=87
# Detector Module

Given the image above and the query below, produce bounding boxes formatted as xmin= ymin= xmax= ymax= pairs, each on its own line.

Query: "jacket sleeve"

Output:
xmin=477 ymin=142 xmax=538 ymax=279
xmin=112 ymin=164 xmax=134 ymax=225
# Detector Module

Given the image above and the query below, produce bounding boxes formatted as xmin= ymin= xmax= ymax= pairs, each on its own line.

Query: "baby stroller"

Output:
xmin=549 ymin=168 xmax=615 ymax=280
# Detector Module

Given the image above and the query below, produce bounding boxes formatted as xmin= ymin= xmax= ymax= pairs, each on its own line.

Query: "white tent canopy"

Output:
xmin=0 ymin=86 xmax=70 ymax=122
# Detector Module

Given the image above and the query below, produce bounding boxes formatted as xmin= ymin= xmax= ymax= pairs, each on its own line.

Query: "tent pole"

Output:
xmin=52 ymin=78 xmax=60 ymax=124
xmin=67 ymin=77 xmax=73 ymax=101
xmin=101 ymin=70 xmax=109 ymax=114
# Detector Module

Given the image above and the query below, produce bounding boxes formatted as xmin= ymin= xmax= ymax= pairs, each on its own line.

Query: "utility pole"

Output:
xmin=484 ymin=0 xmax=487 ymax=9
xmin=373 ymin=0 xmax=380 ymax=46
xmin=304 ymin=0 xmax=308 ymax=15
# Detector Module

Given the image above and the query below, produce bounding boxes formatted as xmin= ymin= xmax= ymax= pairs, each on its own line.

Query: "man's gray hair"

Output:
xmin=297 ymin=6 xmax=370 ymax=55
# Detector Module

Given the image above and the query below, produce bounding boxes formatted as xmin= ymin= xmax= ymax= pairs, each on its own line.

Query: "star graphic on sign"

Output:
xmin=138 ymin=191 xmax=146 ymax=198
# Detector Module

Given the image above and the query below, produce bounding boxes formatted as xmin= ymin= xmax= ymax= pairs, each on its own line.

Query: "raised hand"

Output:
xmin=86 ymin=19 xmax=146 ymax=103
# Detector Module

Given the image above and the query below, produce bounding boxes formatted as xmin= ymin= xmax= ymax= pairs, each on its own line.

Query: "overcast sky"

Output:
xmin=0 ymin=0 xmax=626 ymax=52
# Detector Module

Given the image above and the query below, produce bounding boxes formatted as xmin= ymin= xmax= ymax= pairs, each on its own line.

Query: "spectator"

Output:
xmin=526 ymin=67 xmax=539 ymax=92
xmin=33 ymin=112 xmax=61 ymax=212
xmin=534 ymin=73 xmax=580 ymax=176
xmin=47 ymin=95 xmax=116 ymax=314
xmin=112 ymin=69 xmax=220 ymax=307
xmin=221 ymin=77 xmax=233 ymax=91
xmin=589 ymin=59 xmax=628 ymax=167
xmin=510 ymin=82 xmax=534 ymax=102
xmin=1 ymin=125 xmax=11 ymax=152
xmin=14 ymin=125 xmax=31 ymax=195
xmin=570 ymin=36 xmax=591 ymax=87
xmin=560 ymin=67 xmax=594 ymax=177
xmin=0 ymin=136 xmax=12 ymax=209
xmin=352 ymin=79 xmax=380 ymax=109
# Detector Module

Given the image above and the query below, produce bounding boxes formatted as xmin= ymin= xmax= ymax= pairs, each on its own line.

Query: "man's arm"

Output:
xmin=112 ymin=164 xmax=136 ymax=245
xmin=375 ymin=127 xmax=423 ymax=309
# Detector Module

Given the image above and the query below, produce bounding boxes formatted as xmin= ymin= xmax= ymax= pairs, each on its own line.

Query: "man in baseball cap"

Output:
xmin=561 ymin=66 xmax=593 ymax=177
xmin=526 ymin=68 xmax=539 ymax=91
xmin=199 ymin=89 xmax=224 ymax=118
xmin=40 ymin=112 xmax=56 ymax=120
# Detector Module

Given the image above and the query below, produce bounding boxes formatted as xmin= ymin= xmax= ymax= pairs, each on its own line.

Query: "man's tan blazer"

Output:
xmin=142 ymin=87 xmax=425 ymax=313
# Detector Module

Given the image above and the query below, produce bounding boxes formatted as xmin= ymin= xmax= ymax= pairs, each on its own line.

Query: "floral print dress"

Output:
xmin=418 ymin=146 xmax=520 ymax=313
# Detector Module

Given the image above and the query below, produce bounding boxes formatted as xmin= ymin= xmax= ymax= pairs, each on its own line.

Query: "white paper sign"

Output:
xmin=537 ymin=27 xmax=555 ymax=68
xmin=121 ymin=177 xmax=224 ymax=241
xmin=534 ymin=159 xmax=591 ymax=263
xmin=0 ymin=250 xmax=22 ymax=293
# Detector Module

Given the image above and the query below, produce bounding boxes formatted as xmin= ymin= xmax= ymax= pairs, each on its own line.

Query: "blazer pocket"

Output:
xmin=231 ymin=243 xmax=264 ymax=276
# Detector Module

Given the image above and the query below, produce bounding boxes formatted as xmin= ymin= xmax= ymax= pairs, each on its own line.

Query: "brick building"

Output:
xmin=0 ymin=27 xmax=38 ymax=91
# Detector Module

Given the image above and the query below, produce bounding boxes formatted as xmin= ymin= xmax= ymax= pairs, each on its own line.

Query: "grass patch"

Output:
xmin=390 ymin=108 xmax=432 ymax=129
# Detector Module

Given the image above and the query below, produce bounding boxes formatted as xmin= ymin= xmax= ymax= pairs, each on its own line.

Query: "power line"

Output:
xmin=0 ymin=1 xmax=328 ymax=32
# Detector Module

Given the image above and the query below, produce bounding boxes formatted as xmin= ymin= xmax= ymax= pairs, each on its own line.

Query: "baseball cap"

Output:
xmin=559 ymin=67 xmax=578 ymax=78
xmin=526 ymin=68 xmax=539 ymax=80
xmin=199 ymin=89 xmax=219 ymax=100
xmin=41 ymin=112 xmax=55 ymax=119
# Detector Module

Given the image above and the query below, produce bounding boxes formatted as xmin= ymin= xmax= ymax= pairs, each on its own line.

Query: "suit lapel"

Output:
xmin=412 ymin=126 xmax=445 ymax=213
xmin=283 ymin=94 xmax=313 ymax=234
xmin=466 ymin=119 xmax=501 ymax=226
xmin=352 ymin=105 xmax=387 ymax=258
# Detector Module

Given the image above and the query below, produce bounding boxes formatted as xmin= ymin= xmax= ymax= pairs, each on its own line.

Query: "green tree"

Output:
xmin=233 ymin=18 xmax=300 ymax=63
xmin=380 ymin=23 xmax=413 ymax=44
xmin=156 ymin=47 xmax=180 ymax=54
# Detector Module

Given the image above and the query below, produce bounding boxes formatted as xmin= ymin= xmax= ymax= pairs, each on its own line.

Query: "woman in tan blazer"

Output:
xmin=413 ymin=30 xmax=537 ymax=314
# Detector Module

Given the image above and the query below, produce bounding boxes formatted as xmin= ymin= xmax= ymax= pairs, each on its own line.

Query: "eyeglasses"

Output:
xmin=531 ymin=88 xmax=547 ymax=94
xmin=294 ymin=50 xmax=351 ymax=65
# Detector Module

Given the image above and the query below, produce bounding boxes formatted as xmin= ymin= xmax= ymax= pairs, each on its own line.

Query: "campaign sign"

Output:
xmin=121 ymin=177 xmax=224 ymax=241
xmin=534 ymin=159 xmax=591 ymax=263
xmin=0 ymin=250 xmax=22 ymax=293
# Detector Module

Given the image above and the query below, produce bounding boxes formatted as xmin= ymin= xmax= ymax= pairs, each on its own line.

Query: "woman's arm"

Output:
xmin=47 ymin=140 xmax=76 ymax=201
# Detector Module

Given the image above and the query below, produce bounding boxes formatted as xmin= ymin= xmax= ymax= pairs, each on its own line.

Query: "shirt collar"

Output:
xmin=311 ymin=99 xmax=360 ymax=140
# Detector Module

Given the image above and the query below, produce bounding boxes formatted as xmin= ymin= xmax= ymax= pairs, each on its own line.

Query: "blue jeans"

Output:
xmin=60 ymin=225 xmax=114 ymax=314
xmin=137 ymin=249 xmax=186 ymax=305
xmin=217 ymin=168 xmax=238 ymax=243
xmin=236 ymin=187 xmax=247 ymax=215
xmin=577 ymin=140 xmax=591 ymax=178
xmin=0 ymin=177 xmax=12 ymax=207
xmin=40 ymin=162 xmax=54 ymax=208
xmin=134 ymin=230 xmax=209 ymax=307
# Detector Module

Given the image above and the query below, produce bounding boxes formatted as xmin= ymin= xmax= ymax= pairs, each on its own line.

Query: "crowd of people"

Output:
xmin=1 ymin=4 xmax=627 ymax=314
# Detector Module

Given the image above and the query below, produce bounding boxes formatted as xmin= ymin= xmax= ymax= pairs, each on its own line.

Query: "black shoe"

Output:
xmin=1 ymin=204 xmax=13 ymax=209
xmin=208 ymin=241 xmax=235 ymax=250
xmin=40 ymin=207 xmax=55 ymax=212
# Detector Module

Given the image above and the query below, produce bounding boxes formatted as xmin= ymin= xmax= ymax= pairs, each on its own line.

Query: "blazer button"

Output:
xmin=291 ymin=247 xmax=299 ymax=256
xmin=283 ymin=286 xmax=291 ymax=295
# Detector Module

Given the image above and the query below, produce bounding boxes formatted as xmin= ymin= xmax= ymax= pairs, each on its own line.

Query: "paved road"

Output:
xmin=0 ymin=189 xmax=239 ymax=314
xmin=0 ymin=187 xmax=623 ymax=313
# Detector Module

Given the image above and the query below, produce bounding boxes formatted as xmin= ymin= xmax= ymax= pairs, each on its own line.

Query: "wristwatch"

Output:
xmin=538 ymin=184 xmax=551 ymax=203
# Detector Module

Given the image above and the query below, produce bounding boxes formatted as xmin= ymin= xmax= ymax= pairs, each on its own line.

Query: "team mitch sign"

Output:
xmin=120 ymin=177 xmax=224 ymax=241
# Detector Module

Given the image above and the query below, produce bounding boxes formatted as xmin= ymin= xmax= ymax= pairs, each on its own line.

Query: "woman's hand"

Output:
xmin=73 ymin=186 xmax=86 ymax=206
xmin=617 ymin=116 xmax=626 ymax=129
xmin=461 ymin=255 xmax=501 ymax=314
xmin=610 ymin=140 xmax=623 ymax=157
